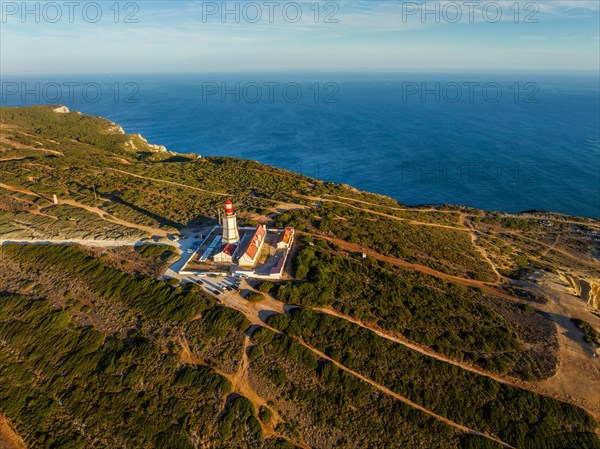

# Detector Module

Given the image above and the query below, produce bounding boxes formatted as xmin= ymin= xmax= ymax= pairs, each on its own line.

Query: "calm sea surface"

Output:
xmin=2 ymin=73 xmax=599 ymax=217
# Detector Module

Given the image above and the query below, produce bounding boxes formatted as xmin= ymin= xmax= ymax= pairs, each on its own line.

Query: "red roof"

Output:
xmin=280 ymin=227 xmax=293 ymax=244
xmin=221 ymin=243 xmax=237 ymax=256
xmin=244 ymin=225 xmax=266 ymax=260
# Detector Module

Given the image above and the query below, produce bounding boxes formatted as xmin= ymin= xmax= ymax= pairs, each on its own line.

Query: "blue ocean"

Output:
xmin=2 ymin=73 xmax=599 ymax=218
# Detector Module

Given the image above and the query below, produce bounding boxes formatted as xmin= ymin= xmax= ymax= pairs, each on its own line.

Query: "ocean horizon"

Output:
xmin=2 ymin=73 xmax=599 ymax=218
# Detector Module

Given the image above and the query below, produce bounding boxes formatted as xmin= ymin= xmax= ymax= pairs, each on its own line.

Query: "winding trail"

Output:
xmin=58 ymin=199 xmax=168 ymax=237
xmin=178 ymin=334 xmax=278 ymax=423
xmin=499 ymin=229 xmax=600 ymax=270
xmin=212 ymin=283 xmax=600 ymax=426
xmin=0 ymin=135 xmax=63 ymax=156
xmin=321 ymin=193 xmax=600 ymax=231
xmin=293 ymin=337 xmax=515 ymax=448
xmin=295 ymin=194 xmax=467 ymax=231
xmin=210 ymin=290 xmax=516 ymax=448
xmin=178 ymin=333 xmax=310 ymax=449
xmin=314 ymin=194 xmax=599 ymax=272
xmin=101 ymin=167 xmax=231 ymax=198
xmin=312 ymin=233 xmax=518 ymax=299
xmin=101 ymin=167 xmax=308 ymax=209
xmin=0 ymin=157 xmax=27 ymax=162
xmin=322 ymin=194 xmax=444 ymax=213
xmin=462 ymin=214 xmax=503 ymax=284
xmin=0 ymin=182 xmax=167 ymax=237
xmin=314 ymin=305 xmax=600 ymax=423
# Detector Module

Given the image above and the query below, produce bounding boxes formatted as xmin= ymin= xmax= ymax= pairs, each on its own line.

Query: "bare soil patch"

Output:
xmin=0 ymin=414 xmax=26 ymax=449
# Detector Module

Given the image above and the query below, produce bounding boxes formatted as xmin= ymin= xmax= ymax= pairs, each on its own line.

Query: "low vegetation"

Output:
xmin=1 ymin=244 xmax=209 ymax=324
xmin=267 ymin=309 xmax=599 ymax=449
xmin=275 ymin=202 xmax=495 ymax=280
xmin=1 ymin=106 xmax=599 ymax=448
xmin=274 ymin=243 xmax=557 ymax=379
xmin=248 ymin=327 xmax=469 ymax=448
xmin=572 ymin=319 xmax=600 ymax=346
xmin=0 ymin=294 xmax=231 ymax=449
xmin=244 ymin=291 xmax=266 ymax=303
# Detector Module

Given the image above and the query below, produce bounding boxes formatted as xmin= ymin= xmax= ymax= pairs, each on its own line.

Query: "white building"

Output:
xmin=213 ymin=243 xmax=238 ymax=264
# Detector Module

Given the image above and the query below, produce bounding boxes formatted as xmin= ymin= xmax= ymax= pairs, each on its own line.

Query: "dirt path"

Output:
xmin=319 ymin=194 xmax=456 ymax=215
xmin=102 ymin=167 xmax=231 ymax=197
xmin=104 ymin=167 xmax=308 ymax=209
xmin=305 ymin=235 xmax=600 ymax=422
xmin=517 ymin=214 xmax=600 ymax=231
xmin=0 ymin=182 xmax=167 ymax=238
xmin=295 ymin=194 xmax=467 ymax=231
xmin=229 ymin=284 xmax=600 ymax=425
xmin=0 ymin=183 xmax=41 ymax=199
xmin=311 ymin=193 xmax=600 ymax=269
xmin=314 ymin=234 xmax=517 ymax=297
xmin=218 ymin=291 xmax=285 ymax=325
xmin=318 ymin=194 xmax=600 ymax=232
xmin=0 ymin=414 xmax=26 ymax=449
xmin=0 ymin=239 xmax=141 ymax=248
xmin=214 ymin=291 xmax=513 ymax=447
xmin=58 ymin=199 xmax=167 ymax=237
xmin=226 ymin=335 xmax=283 ymax=427
xmin=294 ymin=338 xmax=515 ymax=448
xmin=500 ymin=229 xmax=600 ymax=270
xmin=314 ymin=305 xmax=600 ymax=423
xmin=273 ymin=202 xmax=308 ymax=213
xmin=463 ymin=215 xmax=503 ymax=284
xmin=0 ymin=135 xmax=63 ymax=157
xmin=318 ymin=306 xmax=518 ymax=381
xmin=179 ymin=333 xmax=309 ymax=448
xmin=27 ymin=205 xmax=58 ymax=221
xmin=210 ymin=291 xmax=518 ymax=446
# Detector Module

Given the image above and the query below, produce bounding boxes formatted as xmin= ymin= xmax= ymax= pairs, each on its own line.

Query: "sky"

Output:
xmin=1 ymin=0 xmax=599 ymax=74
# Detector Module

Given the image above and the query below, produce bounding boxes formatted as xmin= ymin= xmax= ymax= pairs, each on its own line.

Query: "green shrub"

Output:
xmin=245 ymin=291 xmax=265 ymax=303
xmin=257 ymin=281 xmax=275 ymax=293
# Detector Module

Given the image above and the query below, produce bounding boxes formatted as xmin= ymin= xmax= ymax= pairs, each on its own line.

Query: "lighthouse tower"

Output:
xmin=222 ymin=200 xmax=240 ymax=244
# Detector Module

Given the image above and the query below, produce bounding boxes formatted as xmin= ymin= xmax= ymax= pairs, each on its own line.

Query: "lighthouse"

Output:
xmin=222 ymin=200 xmax=240 ymax=244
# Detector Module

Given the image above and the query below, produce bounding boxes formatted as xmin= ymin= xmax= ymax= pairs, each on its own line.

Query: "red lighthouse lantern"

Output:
xmin=225 ymin=200 xmax=234 ymax=215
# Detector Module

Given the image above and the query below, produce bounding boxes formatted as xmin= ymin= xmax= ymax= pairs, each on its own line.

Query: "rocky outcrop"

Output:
xmin=560 ymin=273 xmax=600 ymax=310
xmin=148 ymin=143 xmax=167 ymax=153
xmin=582 ymin=280 xmax=600 ymax=310
xmin=107 ymin=123 xmax=125 ymax=134
xmin=125 ymin=134 xmax=167 ymax=153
